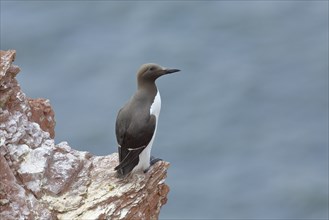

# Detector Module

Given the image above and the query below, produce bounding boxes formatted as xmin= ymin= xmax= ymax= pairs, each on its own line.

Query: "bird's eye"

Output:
xmin=149 ymin=67 xmax=155 ymax=71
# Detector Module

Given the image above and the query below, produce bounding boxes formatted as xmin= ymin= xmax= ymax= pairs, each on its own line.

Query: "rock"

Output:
xmin=0 ymin=50 xmax=170 ymax=220
xmin=28 ymin=98 xmax=56 ymax=139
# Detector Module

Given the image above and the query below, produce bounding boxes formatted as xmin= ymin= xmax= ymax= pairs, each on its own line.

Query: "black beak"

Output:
xmin=165 ymin=68 xmax=181 ymax=74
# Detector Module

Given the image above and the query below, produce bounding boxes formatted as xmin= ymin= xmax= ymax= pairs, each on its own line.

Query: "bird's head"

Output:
xmin=137 ymin=63 xmax=180 ymax=84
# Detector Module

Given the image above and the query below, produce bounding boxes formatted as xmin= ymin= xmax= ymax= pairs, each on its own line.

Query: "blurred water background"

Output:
xmin=1 ymin=1 xmax=328 ymax=219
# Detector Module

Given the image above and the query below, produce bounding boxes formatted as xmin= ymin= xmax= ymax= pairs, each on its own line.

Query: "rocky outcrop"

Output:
xmin=0 ymin=50 xmax=170 ymax=220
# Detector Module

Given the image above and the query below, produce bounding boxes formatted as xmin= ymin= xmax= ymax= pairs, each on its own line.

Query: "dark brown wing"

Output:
xmin=115 ymin=107 xmax=156 ymax=176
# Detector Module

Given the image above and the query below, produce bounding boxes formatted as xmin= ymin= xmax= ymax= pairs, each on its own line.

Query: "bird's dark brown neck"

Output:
xmin=136 ymin=80 xmax=158 ymax=102
xmin=137 ymin=79 xmax=157 ymax=92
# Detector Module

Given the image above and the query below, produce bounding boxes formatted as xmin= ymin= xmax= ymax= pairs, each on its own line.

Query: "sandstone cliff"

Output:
xmin=0 ymin=50 xmax=170 ymax=220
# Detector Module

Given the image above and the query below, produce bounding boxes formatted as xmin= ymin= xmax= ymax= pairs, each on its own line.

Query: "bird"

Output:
xmin=114 ymin=63 xmax=180 ymax=177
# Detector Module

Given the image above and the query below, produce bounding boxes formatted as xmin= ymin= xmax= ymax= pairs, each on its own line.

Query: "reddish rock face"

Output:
xmin=0 ymin=50 xmax=55 ymax=138
xmin=27 ymin=98 xmax=56 ymax=139
xmin=0 ymin=50 xmax=170 ymax=220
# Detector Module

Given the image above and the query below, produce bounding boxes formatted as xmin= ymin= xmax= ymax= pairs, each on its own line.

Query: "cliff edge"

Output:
xmin=0 ymin=50 xmax=170 ymax=220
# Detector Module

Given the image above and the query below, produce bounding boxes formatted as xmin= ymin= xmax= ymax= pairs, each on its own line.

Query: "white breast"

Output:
xmin=150 ymin=91 xmax=161 ymax=117
xmin=132 ymin=91 xmax=161 ymax=173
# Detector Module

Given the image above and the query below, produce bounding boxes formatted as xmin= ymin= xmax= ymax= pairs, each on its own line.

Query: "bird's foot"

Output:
xmin=150 ymin=156 xmax=163 ymax=166
xmin=143 ymin=156 xmax=163 ymax=173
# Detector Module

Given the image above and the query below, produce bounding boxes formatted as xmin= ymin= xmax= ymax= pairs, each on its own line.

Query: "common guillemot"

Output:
xmin=114 ymin=63 xmax=180 ymax=177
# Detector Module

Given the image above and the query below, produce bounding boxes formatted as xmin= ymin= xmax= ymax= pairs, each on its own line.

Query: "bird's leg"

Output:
xmin=143 ymin=156 xmax=163 ymax=173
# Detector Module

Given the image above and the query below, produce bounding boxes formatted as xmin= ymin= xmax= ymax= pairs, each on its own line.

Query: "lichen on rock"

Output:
xmin=0 ymin=50 xmax=170 ymax=220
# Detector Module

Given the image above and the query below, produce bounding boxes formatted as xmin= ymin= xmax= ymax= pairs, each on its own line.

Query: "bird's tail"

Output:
xmin=115 ymin=161 xmax=138 ymax=178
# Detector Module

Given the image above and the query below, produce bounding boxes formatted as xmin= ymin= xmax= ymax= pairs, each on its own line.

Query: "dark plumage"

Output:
xmin=115 ymin=63 xmax=180 ymax=177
